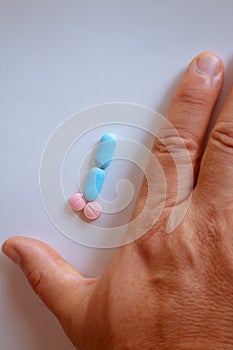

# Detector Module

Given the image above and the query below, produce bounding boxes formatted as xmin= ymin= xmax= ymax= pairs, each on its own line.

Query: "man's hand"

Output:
xmin=3 ymin=52 xmax=233 ymax=349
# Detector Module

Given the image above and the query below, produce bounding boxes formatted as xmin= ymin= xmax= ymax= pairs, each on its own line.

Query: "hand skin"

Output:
xmin=3 ymin=51 xmax=233 ymax=350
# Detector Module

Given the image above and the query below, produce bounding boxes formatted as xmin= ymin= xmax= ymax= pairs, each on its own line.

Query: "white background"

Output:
xmin=1 ymin=1 xmax=233 ymax=349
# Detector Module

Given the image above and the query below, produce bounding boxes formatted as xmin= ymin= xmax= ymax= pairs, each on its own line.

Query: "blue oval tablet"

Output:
xmin=83 ymin=167 xmax=106 ymax=201
xmin=95 ymin=133 xmax=117 ymax=169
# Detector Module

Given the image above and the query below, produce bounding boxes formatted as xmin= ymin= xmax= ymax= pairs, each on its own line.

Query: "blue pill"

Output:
xmin=83 ymin=167 xmax=106 ymax=201
xmin=95 ymin=133 xmax=117 ymax=169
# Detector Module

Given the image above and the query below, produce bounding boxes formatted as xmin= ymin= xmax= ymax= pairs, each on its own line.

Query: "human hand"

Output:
xmin=3 ymin=51 xmax=233 ymax=349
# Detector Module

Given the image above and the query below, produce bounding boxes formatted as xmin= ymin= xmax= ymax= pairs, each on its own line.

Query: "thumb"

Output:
xmin=2 ymin=236 xmax=96 ymax=337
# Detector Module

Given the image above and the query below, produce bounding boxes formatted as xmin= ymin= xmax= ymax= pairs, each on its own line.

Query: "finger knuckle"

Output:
xmin=154 ymin=128 xmax=198 ymax=159
xmin=210 ymin=121 xmax=233 ymax=154
xmin=135 ymin=219 xmax=198 ymax=272
xmin=152 ymin=136 xmax=173 ymax=155
xmin=135 ymin=220 xmax=166 ymax=263
xmin=26 ymin=268 xmax=43 ymax=295
xmin=173 ymin=87 xmax=209 ymax=112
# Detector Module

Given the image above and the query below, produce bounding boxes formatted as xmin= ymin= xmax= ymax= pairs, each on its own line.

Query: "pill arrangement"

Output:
xmin=69 ymin=133 xmax=117 ymax=220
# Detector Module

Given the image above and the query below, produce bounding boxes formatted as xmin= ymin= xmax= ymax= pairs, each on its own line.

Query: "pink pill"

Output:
xmin=69 ymin=192 xmax=86 ymax=212
xmin=84 ymin=201 xmax=102 ymax=220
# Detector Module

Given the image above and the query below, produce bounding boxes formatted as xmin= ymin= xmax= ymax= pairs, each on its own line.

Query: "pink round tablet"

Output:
xmin=84 ymin=201 xmax=102 ymax=220
xmin=69 ymin=192 xmax=86 ymax=212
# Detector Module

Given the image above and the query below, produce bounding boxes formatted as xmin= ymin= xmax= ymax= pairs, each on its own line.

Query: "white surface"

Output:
xmin=40 ymin=103 xmax=163 ymax=248
xmin=1 ymin=1 xmax=233 ymax=349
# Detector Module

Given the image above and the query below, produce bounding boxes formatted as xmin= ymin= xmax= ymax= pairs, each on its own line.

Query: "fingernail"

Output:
xmin=196 ymin=54 xmax=222 ymax=76
xmin=3 ymin=247 xmax=21 ymax=265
